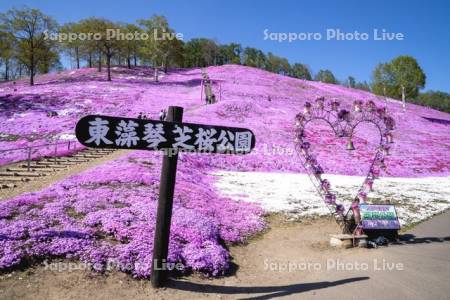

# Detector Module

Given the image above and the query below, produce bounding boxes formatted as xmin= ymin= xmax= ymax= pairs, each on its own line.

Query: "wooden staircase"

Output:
xmin=0 ymin=148 xmax=116 ymax=190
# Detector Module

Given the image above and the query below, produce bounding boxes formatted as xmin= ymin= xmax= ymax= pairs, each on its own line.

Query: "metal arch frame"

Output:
xmin=294 ymin=100 xmax=395 ymax=231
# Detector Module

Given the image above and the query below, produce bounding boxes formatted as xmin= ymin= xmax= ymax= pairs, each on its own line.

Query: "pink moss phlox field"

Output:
xmin=1 ymin=65 xmax=449 ymax=176
xmin=0 ymin=67 xmax=202 ymax=165
xmin=189 ymin=65 xmax=450 ymax=177
xmin=1 ymin=64 xmax=449 ymax=278
xmin=0 ymin=151 xmax=265 ymax=277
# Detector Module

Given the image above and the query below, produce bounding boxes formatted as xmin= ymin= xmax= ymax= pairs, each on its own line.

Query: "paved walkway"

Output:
xmin=165 ymin=212 xmax=450 ymax=299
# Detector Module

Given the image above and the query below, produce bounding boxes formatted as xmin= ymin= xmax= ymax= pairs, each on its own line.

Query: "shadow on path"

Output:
xmin=167 ymin=276 xmax=369 ymax=299
xmin=396 ymin=234 xmax=450 ymax=245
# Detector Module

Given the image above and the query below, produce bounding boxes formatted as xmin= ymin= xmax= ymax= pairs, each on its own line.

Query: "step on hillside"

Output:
xmin=19 ymin=167 xmax=56 ymax=173
xmin=6 ymin=167 xmax=38 ymax=172
xmin=34 ymin=162 xmax=68 ymax=168
xmin=42 ymin=160 xmax=79 ymax=165
xmin=32 ymin=168 xmax=56 ymax=173
xmin=0 ymin=147 xmax=117 ymax=190
xmin=73 ymin=154 xmax=104 ymax=159
xmin=0 ymin=172 xmax=12 ymax=177
xmin=21 ymin=164 xmax=55 ymax=169
xmin=0 ymin=183 xmax=16 ymax=189
xmin=0 ymin=171 xmax=43 ymax=177
xmin=86 ymin=149 xmax=114 ymax=153
xmin=17 ymin=171 xmax=46 ymax=177
xmin=63 ymin=158 xmax=90 ymax=162
xmin=0 ymin=177 xmax=30 ymax=182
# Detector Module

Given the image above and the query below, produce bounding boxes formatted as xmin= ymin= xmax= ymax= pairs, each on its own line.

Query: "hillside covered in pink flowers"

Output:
xmin=1 ymin=65 xmax=449 ymax=176
xmin=0 ymin=65 xmax=449 ymax=277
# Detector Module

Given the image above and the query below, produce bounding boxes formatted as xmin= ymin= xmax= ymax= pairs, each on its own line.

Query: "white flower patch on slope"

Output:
xmin=213 ymin=172 xmax=450 ymax=226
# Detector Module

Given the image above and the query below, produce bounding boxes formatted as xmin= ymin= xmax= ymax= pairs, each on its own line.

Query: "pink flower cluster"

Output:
xmin=0 ymin=151 xmax=265 ymax=277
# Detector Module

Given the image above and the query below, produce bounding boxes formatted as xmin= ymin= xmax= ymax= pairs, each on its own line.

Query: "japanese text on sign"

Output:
xmin=75 ymin=115 xmax=255 ymax=154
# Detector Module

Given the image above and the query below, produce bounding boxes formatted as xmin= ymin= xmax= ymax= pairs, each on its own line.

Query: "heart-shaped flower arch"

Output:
xmin=294 ymin=97 xmax=396 ymax=234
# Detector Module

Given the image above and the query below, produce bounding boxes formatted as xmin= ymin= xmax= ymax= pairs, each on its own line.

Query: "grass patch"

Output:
xmin=64 ymin=207 xmax=86 ymax=219
xmin=0 ymin=133 xmax=21 ymax=141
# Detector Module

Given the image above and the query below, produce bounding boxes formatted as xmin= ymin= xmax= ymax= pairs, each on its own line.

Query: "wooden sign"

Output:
xmin=74 ymin=107 xmax=256 ymax=288
xmin=75 ymin=115 xmax=255 ymax=154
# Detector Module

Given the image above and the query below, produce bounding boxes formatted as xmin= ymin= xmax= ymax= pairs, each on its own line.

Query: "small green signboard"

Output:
xmin=360 ymin=204 xmax=401 ymax=230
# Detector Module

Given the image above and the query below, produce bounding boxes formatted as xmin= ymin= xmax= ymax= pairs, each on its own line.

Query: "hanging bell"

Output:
xmin=316 ymin=97 xmax=325 ymax=110
xmin=303 ymin=102 xmax=312 ymax=114
xmin=386 ymin=133 xmax=394 ymax=144
xmin=353 ymin=101 xmax=362 ymax=112
xmin=365 ymin=179 xmax=374 ymax=191
xmin=358 ymin=192 xmax=367 ymax=202
xmin=331 ymin=101 xmax=340 ymax=111
xmin=346 ymin=139 xmax=355 ymax=150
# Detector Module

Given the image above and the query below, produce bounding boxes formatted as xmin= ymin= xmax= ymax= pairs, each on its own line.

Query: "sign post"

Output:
xmin=75 ymin=107 xmax=256 ymax=287
xmin=151 ymin=106 xmax=183 ymax=287
xmin=154 ymin=67 xmax=159 ymax=82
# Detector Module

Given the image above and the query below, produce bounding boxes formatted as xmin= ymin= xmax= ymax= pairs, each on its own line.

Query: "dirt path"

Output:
xmin=0 ymin=150 xmax=127 ymax=200
xmin=1 ymin=212 xmax=449 ymax=300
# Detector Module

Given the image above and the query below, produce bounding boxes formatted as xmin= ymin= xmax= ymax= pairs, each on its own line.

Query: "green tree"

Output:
xmin=413 ymin=91 xmax=450 ymax=113
xmin=96 ymin=19 xmax=117 ymax=80
xmin=291 ymin=63 xmax=312 ymax=80
xmin=60 ymin=22 xmax=84 ymax=69
xmin=265 ymin=52 xmax=279 ymax=72
xmin=242 ymin=47 xmax=267 ymax=69
xmin=183 ymin=38 xmax=219 ymax=67
xmin=79 ymin=18 xmax=121 ymax=80
xmin=219 ymin=43 xmax=241 ymax=65
xmin=372 ymin=56 xmax=426 ymax=110
xmin=1 ymin=7 xmax=58 ymax=85
xmin=118 ymin=23 xmax=142 ymax=68
xmin=266 ymin=52 xmax=291 ymax=75
xmin=76 ymin=18 xmax=110 ymax=72
xmin=139 ymin=15 xmax=184 ymax=71
xmin=391 ymin=56 xmax=426 ymax=109
xmin=315 ymin=69 xmax=337 ymax=84
xmin=372 ymin=63 xmax=395 ymax=96
xmin=355 ymin=81 xmax=371 ymax=92
xmin=242 ymin=47 xmax=258 ymax=67
xmin=347 ymin=76 xmax=356 ymax=88
xmin=254 ymin=49 xmax=267 ymax=69
xmin=77 ymin=18 xmax=101 ymax=69
xmin=36 ymin=43 xmax=61 ymax=73
xmin=200 ymin=39 xmax=219 ymax=66
xmin=0 ymin=30 xmax=16 ymax=81
xmin=183 ymin=38 xmax=203 ymax=67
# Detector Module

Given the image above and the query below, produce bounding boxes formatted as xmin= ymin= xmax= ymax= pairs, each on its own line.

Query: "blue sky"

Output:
xmin=1 ymin=0 xmax=449 ymax=92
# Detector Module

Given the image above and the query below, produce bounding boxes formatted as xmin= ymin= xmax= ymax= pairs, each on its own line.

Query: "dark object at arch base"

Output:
xmin=364 ymin=229 xmax=398 ymax=241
